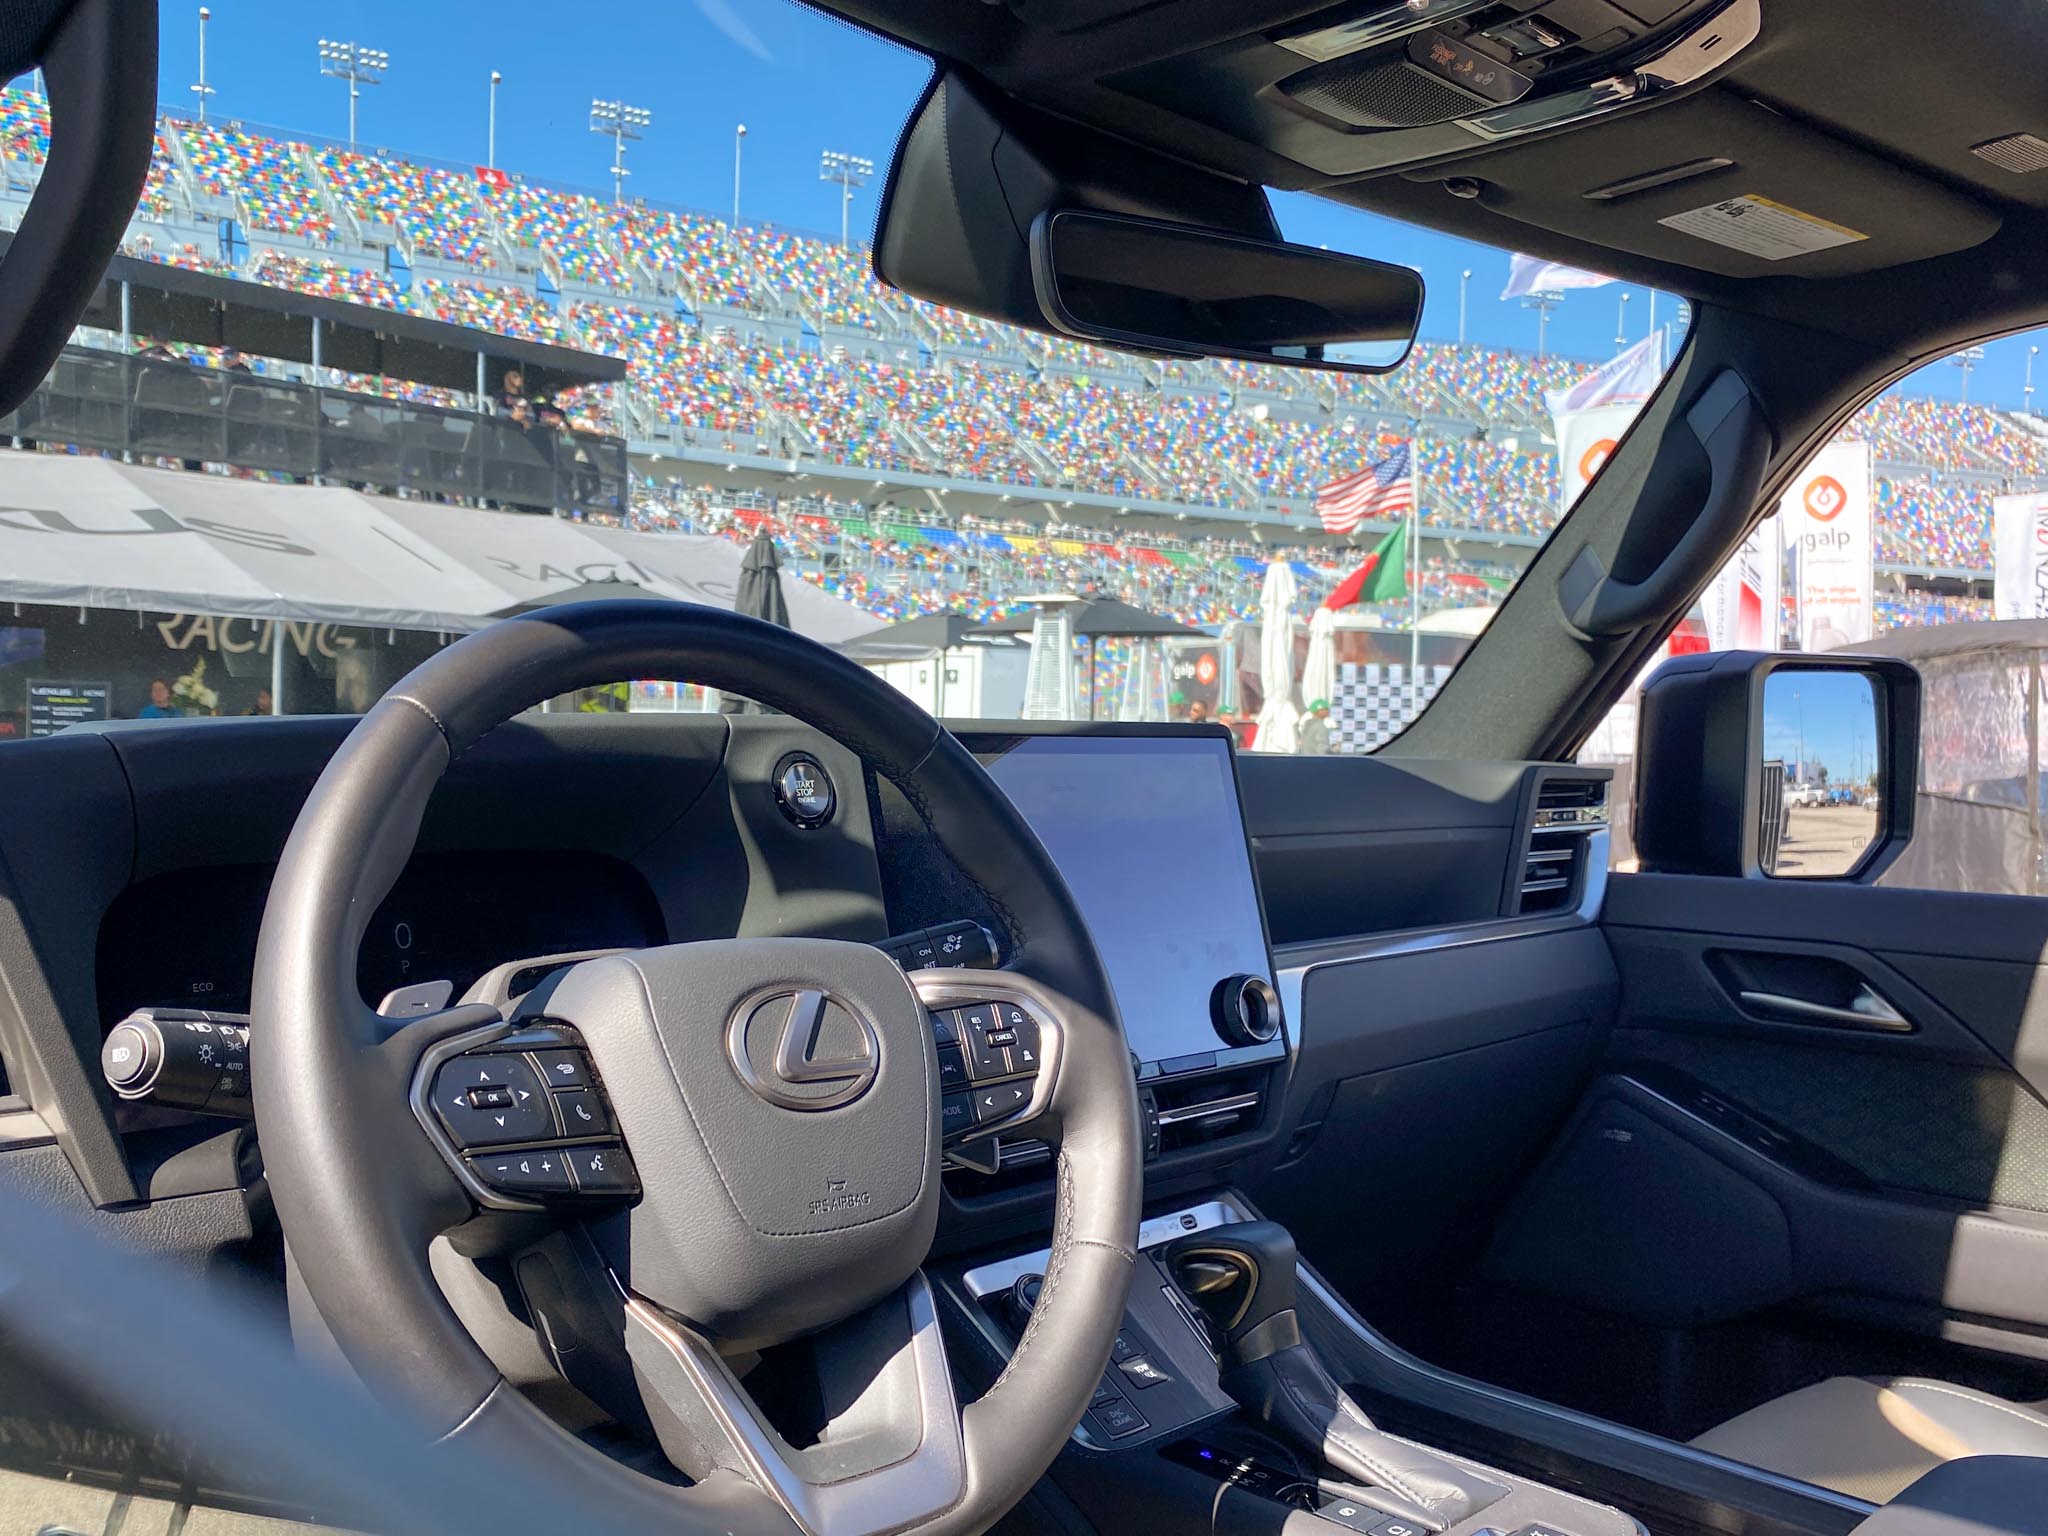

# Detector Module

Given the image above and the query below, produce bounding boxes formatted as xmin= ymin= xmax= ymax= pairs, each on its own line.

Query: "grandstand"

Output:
xmin=0 ymin=78 xmax=2038 ymax=640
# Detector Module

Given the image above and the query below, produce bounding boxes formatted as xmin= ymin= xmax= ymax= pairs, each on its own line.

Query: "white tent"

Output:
xmin=0 ymin=456 xmax=872 ymax=642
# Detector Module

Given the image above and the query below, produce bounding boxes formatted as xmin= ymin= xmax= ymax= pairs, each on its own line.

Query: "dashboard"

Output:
xmin=96 ymin=852 xmax=666 ymax=1021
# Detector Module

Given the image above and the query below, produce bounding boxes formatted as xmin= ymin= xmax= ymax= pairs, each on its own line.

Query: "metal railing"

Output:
xmin=1 ymin=346 xmax=627 ymax=518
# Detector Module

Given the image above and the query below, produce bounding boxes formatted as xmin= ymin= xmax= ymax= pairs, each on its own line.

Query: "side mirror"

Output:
xmin=1634 ymin=651 xmax=1920 ymax=880
xmin=1028 ymin=210 xmax=1422 ymax=374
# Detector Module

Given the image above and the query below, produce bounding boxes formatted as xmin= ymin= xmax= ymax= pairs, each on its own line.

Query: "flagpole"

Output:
xmin=1408 ymin=427 xmax=1422 ymax=717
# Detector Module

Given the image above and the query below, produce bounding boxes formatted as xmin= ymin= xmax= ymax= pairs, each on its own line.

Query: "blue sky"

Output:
xmin=1764 ymin=673 xmax=1879 ymax=784
xmin=145 ymin=1 xmax=2046 ymax=407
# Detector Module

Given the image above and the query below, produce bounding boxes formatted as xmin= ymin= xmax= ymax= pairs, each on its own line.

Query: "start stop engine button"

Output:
xmin=774 ymin=754 xmax=836 ymax=829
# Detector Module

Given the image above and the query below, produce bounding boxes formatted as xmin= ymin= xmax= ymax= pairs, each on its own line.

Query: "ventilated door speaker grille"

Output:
xmin=1286 ymin=56 xmax=1490 ymax=129
xmin=1972 ymin=133 xmax=2048 ymax=174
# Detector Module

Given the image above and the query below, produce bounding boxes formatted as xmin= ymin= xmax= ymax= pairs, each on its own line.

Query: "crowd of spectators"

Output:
xmin=6 ymin=87 xmax=2035 ymax=606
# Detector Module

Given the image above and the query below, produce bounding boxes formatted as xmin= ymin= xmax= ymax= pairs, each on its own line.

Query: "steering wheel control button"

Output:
xmin=974 ymin=1082 xmax=1031 ymax=1123
xmin=101 ymin=1022 xmax=159 ymax=1091
xmin=940 ymin=1093 xmax=975 ymax=1137
xmin=433 ymin=1054 xmax=551 ymax=1147
xmin=1090 ymin=1396 xmax=1150 ymax=1440
xmin=532 ymin=1049 xmax=591 ymax=1090
xmin=935 ymin=1044 xmax=969 ymax=1091
xmin=996 ymin=1003 xmax=1041 ymax=1068
xmin=553 ymin=1087 xmax=609 ymax=1135
xmin=772 ymin=754 xmax=836 ymax=829
xmin=473 ymin=1150 xmax=571 ymax=1195
xmin=565 ymin=1143 xmax=637 ymax=1194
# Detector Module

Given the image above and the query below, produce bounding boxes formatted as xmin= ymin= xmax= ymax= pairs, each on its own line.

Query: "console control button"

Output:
xmin=1315 ymin=1497 xmax=1385 ymax=1533
xmin=554 ymin=1087 xmax=609 ymax=1135
xmin=1111 ymin=1331 xmax=1142 ymax=1365
xmin=532 ymin=1050 xmax=591 ymax=1090
xmin=472 ymin=1149 xmax=572 ymax=1194
xmin=434 ymin=1055 xmax=552 ymax=1147
xmin=1115 ymin=1354 xmax=1171 ymax=1391
xmin=1090 ymin=1378 xmax=1122 ymax=1410
xmin=1090 ymin=1397 xmax=1150 ymax=1439
xmin=565 ymin=1143 xmax=638 ymax=1194
xmin=1371 ymin=1519 xmax=1430 ymax=1536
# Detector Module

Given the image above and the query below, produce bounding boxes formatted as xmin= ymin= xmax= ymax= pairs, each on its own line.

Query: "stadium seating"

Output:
xmin=317 ymin=148 xmax=498 ymax=268
xmin=21 ymin=104 xmax=2048 ymax=634
xmin=486 ymin=179 xmax=631 ymax=290
xmin=178 ymin=122 xmax=332 ymax=239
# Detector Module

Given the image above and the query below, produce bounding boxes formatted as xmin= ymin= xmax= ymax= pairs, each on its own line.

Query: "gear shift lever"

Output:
xmin=1165 ymin=1221 xmax=1502 ymax=1529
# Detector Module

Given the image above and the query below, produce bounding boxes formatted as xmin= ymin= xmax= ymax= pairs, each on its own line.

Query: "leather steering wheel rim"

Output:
xmin=250 ymin=601 xmax=1143 ymax=1536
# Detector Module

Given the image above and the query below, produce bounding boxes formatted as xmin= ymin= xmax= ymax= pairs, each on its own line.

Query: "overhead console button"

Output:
xmin=1405 ymin=29 xmax=1533 ymax=104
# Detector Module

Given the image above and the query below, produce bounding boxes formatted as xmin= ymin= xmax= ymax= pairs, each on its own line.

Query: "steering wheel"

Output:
xmin=249 ymin=601 xmax=1143 ymax=1536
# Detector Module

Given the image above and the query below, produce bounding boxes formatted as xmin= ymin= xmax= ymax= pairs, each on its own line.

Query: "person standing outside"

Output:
xmin=1297 ymin=698 xmax=1332 ymax=755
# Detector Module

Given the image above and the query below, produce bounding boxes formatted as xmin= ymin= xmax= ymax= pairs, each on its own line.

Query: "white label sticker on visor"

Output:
xmin=1657 ymin=194 xmax=1868 ymax=261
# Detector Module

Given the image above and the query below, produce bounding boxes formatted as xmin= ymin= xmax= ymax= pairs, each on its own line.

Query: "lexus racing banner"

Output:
xmin=1993 ymin=491 xmax=2048 ymax=619
xmin=1782 ymin=440 xmax=1874 ymax=650
xmin=1701 ymin=510 xmax=1783 ymax=652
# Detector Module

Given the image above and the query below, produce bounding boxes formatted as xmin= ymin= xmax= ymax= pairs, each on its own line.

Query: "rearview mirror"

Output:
xmin=1028 ymin=210 xmax=1423 ymax=374
xmin=1634 ymin=651 xmax=1920 ymax=881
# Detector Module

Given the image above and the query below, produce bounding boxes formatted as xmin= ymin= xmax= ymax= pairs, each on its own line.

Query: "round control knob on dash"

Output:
xmin=1210 ymin=974 xmax=1282 ymax=1049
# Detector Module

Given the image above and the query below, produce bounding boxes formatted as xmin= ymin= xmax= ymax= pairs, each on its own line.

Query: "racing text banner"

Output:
xmin=1702 ymin=510 xmax=1783 ymax=652
xmin=1993 ymin=491 xmax=2048 ymax=620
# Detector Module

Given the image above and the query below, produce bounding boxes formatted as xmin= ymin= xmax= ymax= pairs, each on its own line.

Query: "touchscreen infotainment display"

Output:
xmin=970 ymin=731 xmax=1275 ymax=1068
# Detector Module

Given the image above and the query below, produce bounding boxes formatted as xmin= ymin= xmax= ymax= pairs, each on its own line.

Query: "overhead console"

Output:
xmin=1111 ymin=0 xmax=1758 ymax=178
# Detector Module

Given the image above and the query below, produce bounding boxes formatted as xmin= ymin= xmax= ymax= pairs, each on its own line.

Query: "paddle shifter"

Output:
xmin=1164 ymin=1221 xmax=1503 ymax=1528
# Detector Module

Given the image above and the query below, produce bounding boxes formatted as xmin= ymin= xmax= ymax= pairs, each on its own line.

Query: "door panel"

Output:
xmin=1446 ymin=870 xmax=2048 ymax=1442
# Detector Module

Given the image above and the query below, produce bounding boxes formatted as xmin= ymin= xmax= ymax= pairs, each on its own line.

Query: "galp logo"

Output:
xmin=1578 ymin=439 xmax=1618 ymax=484
xmin=1195 ymin=653 xmax=1218 ymax=686
xmin=1803 ymin=475 xmax=1848 ymax=522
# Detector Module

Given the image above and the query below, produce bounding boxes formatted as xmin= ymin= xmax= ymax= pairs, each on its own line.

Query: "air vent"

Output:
xmin=1514 ymin=775 xmax=1609 ymax=914
xmin=1972 ymin=134 xmax=2048 ymax=175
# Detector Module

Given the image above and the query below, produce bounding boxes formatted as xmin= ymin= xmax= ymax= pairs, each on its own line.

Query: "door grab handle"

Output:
xmin=1737 ymin=986 xmax=1912 ymax=1033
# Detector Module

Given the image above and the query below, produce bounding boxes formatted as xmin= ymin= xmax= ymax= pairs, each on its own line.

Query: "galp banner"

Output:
xmin=1701 ymin=510 xmax=1783 ymax=652
xmin=1783 ymin=440 xmax=1873 ymax=650
xmin=1993 ymin=492 xmax=2048 ymax=619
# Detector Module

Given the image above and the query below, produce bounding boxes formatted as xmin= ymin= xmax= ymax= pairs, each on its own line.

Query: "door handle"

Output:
xmin=1737 ymin=985 xmax=1912 ymax=1033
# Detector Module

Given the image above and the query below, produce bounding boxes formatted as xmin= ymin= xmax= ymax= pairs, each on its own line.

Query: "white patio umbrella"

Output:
xmin=1301 ymin=604 xmax=1338 ymax=728
xmin=1254 ymin=560 xmax=1300 ymax=754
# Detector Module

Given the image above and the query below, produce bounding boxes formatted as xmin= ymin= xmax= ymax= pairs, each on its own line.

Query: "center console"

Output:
xmin=933 ymin=1193 xmax=1646 ymax=1536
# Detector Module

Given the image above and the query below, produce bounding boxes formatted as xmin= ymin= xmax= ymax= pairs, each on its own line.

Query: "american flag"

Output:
xmin=1315 ymin=441 xmax=1415 ymax=534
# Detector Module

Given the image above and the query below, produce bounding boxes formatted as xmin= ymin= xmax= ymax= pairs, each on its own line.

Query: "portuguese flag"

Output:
xmin=1321 ymin=522 xmax=1409 ymax=610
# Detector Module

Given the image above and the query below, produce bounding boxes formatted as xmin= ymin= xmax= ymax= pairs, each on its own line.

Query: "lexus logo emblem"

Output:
xmin=726 ymin=988 xmax=880 ymax=1111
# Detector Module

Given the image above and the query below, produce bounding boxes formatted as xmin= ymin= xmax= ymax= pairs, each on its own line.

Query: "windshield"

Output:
xmin=0 ymin=3 xmax=1685 ymax=747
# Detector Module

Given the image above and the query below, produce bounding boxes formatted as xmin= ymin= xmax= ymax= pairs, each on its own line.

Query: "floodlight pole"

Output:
xmin=192 ymin=8 xmax=214 ymax=122
xmin=488 ymin=71 xmax=501 ymax=169
xmin=590 ymin=100 xmax=651 ymax=206
xmin=318 ymin=40 xmax=387 ymax=151
xmin=819 ymin=150 xmax=875 ymax=248
xmin=733 ymin=124 xmax=747 ymax=237
xmin=1457 ymin=269 xmax=1470 ymax=345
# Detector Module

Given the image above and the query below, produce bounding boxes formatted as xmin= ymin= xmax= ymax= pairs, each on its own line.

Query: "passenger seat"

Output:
xmin=1691 ymin=1377 xmax=2048 ymax=1503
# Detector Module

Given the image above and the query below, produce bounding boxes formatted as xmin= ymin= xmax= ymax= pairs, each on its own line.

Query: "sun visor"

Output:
xmin=1432 ymin=92 xmax=1999 ymax=278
